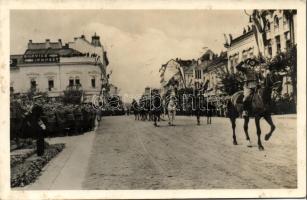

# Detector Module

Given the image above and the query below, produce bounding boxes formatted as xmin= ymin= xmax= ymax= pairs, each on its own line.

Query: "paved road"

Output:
xmin=83 ymin=115 xmax=297 ymax=189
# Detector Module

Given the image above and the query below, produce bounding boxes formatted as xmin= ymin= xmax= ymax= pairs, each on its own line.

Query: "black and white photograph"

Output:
xmin=0 ymin=0 xmax=306 ymax=199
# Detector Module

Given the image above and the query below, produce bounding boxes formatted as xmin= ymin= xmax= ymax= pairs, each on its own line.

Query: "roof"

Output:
xmin=229 ymin=30 xmax=254 ymax=46
xmin=203 ymin=52 xmax=228 ymax=72
xmin=28 ymin=41 xmax=62 ymax=50
xmin=24 ymin=48 xmax=84 ymax=57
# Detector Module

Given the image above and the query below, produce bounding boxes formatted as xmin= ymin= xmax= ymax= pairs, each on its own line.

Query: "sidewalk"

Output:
xmin=20 ymin=130 xmax=96 ymax=190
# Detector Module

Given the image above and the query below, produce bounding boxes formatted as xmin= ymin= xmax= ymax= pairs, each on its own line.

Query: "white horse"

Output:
xmin=167 ymin=96 xmax=176 ymax=126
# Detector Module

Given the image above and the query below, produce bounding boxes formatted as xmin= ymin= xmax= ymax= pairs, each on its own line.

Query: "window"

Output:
xmin=48 ymin=80 xmax=54 ymax=91
xmin=69 ymin=79 xmax=74 ymax=86
xmin=10 ymin=86 xmax=14 ymax=93
xmin=91 ymin=77 xmax=96 ymax=88
xmin=195 ymin=70 xmax=201 ymax=79
xmin=285 ymin=31 xmax=291 ymax=50
xmin=275 ymin=35 xmax=281 ymax=53
xmin=267 ymin=39 xmax=272 ymax=56
xmin=265 ymin=22 xmax=271 ymax=32
xmin=274 ymin=16 xmax=279 ymax=31
xmin=30 ymin=80 xmax=37 ymax=89
xmin=75 ymin=78 xmax=80 ymax=86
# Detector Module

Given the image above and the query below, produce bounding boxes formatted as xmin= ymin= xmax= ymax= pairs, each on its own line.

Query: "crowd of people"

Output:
xmin=10 ymin=93 xmax=98 ymax=144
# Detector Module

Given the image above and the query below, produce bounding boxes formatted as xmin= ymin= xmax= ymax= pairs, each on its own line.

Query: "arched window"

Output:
xmin=75 ymin=76 xmax=81 ymax=86
xmin=69 ymin=77 xmax=74 ymax=86
xmin=274 ymin=16 xmax=279 ymax=31
xmin=91 ymin=76 xmax=96 ymax=88
xmin=265 ymin=21 xmax=271 ymax=32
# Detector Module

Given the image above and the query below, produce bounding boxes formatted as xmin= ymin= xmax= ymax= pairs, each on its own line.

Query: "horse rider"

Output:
xmin=167 ymin=94 xmax=177 ymax=126
xmin=236 ymin=58 xmax=263 ymax=117
xmin=151 ymin=89 xmax=162 ymax=126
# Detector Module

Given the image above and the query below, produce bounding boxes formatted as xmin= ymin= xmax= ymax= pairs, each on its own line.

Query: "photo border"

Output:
xmin=0 ymin=0 xmax=305 ymax=199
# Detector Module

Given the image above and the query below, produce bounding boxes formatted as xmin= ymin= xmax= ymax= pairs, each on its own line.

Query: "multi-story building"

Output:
xmin=225 ymin=28 xmax=258 ymax=74
xmin=225 ymin=9 xmax=297 ymax=95
xmin=203 ymin=51 xmax=228 ymax=96
xmin=263 ymin=10 xmax=297 ymax=58
xmin=10 ymin=33 xmax=109 ymax=98
xmin=193 ymin=49 xmax=215 ymax=89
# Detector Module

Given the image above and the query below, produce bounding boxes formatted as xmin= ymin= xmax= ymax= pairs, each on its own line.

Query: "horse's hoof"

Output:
xmin=258 ymin=146 xmax=264 ymax=151
xmin=233 ymin=141 xmax=238 ymax=145
xmin=265 ymin=133 xmax=272 ymax=141
xmin=247 ymin=140 xmax=253 ymax=148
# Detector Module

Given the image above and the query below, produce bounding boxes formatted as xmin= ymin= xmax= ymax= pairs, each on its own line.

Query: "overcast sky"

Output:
xmin=11 ymin=10 xmax=249 ymax=101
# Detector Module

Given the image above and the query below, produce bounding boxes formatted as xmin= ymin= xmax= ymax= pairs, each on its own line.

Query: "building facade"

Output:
xmin=225 ymin=9 xmax=297 ymax=95
xmin=193 ymin=49 xmax=215 ymax=89
xmin=10 ymin=34 xmax=108 ymax=98
xmin=263 ymin=10 xmax=297 ymax=58
xmin=203 ymin=52 xmax=228 ymax=96
xmin=225 ymin=29 xmax=258 ymax=74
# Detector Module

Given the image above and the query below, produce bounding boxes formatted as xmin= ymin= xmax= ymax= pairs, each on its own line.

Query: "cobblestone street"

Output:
xmin=83 ymin=115 xmax=297 ymax=189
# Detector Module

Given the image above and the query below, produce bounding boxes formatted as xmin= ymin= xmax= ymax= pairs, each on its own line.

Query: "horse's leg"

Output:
xmin=255 ymin=116 xmax=264 ymax=151
xmin=243 ymin=116 xmax=252 ymax=147
xmin=196 ymin=112 xmax=200 ymax=125
xmin=153 ymin=113 xmax=157 ymax=126
xmin=230 ymin=117 xmax=238 ymax=145
xmin=264 ymin=114 xmax=276 ymax=141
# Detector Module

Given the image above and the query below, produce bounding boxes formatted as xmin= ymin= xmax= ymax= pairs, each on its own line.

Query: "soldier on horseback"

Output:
xmin=236 ymin=58 xmax=263 ymax=117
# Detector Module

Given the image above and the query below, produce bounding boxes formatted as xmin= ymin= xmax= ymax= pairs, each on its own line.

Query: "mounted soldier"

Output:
xmin=151 ymin=89 xmax=162 ymax=127
xmin=236 ymin=58 xmax=263 ymax=117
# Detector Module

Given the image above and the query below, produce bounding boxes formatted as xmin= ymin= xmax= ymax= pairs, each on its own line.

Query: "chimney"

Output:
xmin=58 ymin=39 xmax=62 ymax=48
xmin=91 ymin=33 xmax=101 ymax=47
xmin=45 ymin=39 xmax=50 ymax=48
xmin=28 ymin=40 xmax=32 ymax=49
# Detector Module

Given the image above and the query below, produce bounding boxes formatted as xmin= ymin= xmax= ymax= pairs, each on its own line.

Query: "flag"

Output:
xmin=176 ymin=64 xmax=186 ymax=88
xmin=103 ymin=51 xmax=109 ymax=66
xmin=161 ymin=60 xmax=180 ymax=87
xmin=252 ymin=10 xmax=266 ymax=58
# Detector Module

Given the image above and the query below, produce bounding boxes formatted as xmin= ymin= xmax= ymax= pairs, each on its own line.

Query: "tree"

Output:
xmin=267 ymin=45 xmax=297 ymax=106
xmin=217 ymin=70 xmax=244 ymax=96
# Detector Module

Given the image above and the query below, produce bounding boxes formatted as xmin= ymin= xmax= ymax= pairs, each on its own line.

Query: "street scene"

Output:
xmin=9 ymin=9 xmax=298 ymax=190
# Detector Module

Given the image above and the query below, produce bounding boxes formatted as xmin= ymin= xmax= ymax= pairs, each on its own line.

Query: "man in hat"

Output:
xmin=236 ymin=58 xmax=262 ymax=117
xmin=30 ymin=95 xmax=46 ymax=156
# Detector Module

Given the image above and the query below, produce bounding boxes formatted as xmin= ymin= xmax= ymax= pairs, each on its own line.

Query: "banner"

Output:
xmin=252 ymin=10 xmax=266 ymax=58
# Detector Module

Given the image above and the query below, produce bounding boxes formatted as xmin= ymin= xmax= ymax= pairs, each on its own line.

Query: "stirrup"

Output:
xmin=242 ymin=110 xmax=248 ymax=117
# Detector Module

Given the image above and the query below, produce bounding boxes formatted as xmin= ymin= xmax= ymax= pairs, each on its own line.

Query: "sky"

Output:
xmin=10 ymin=10 xmax=249 ymax=101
